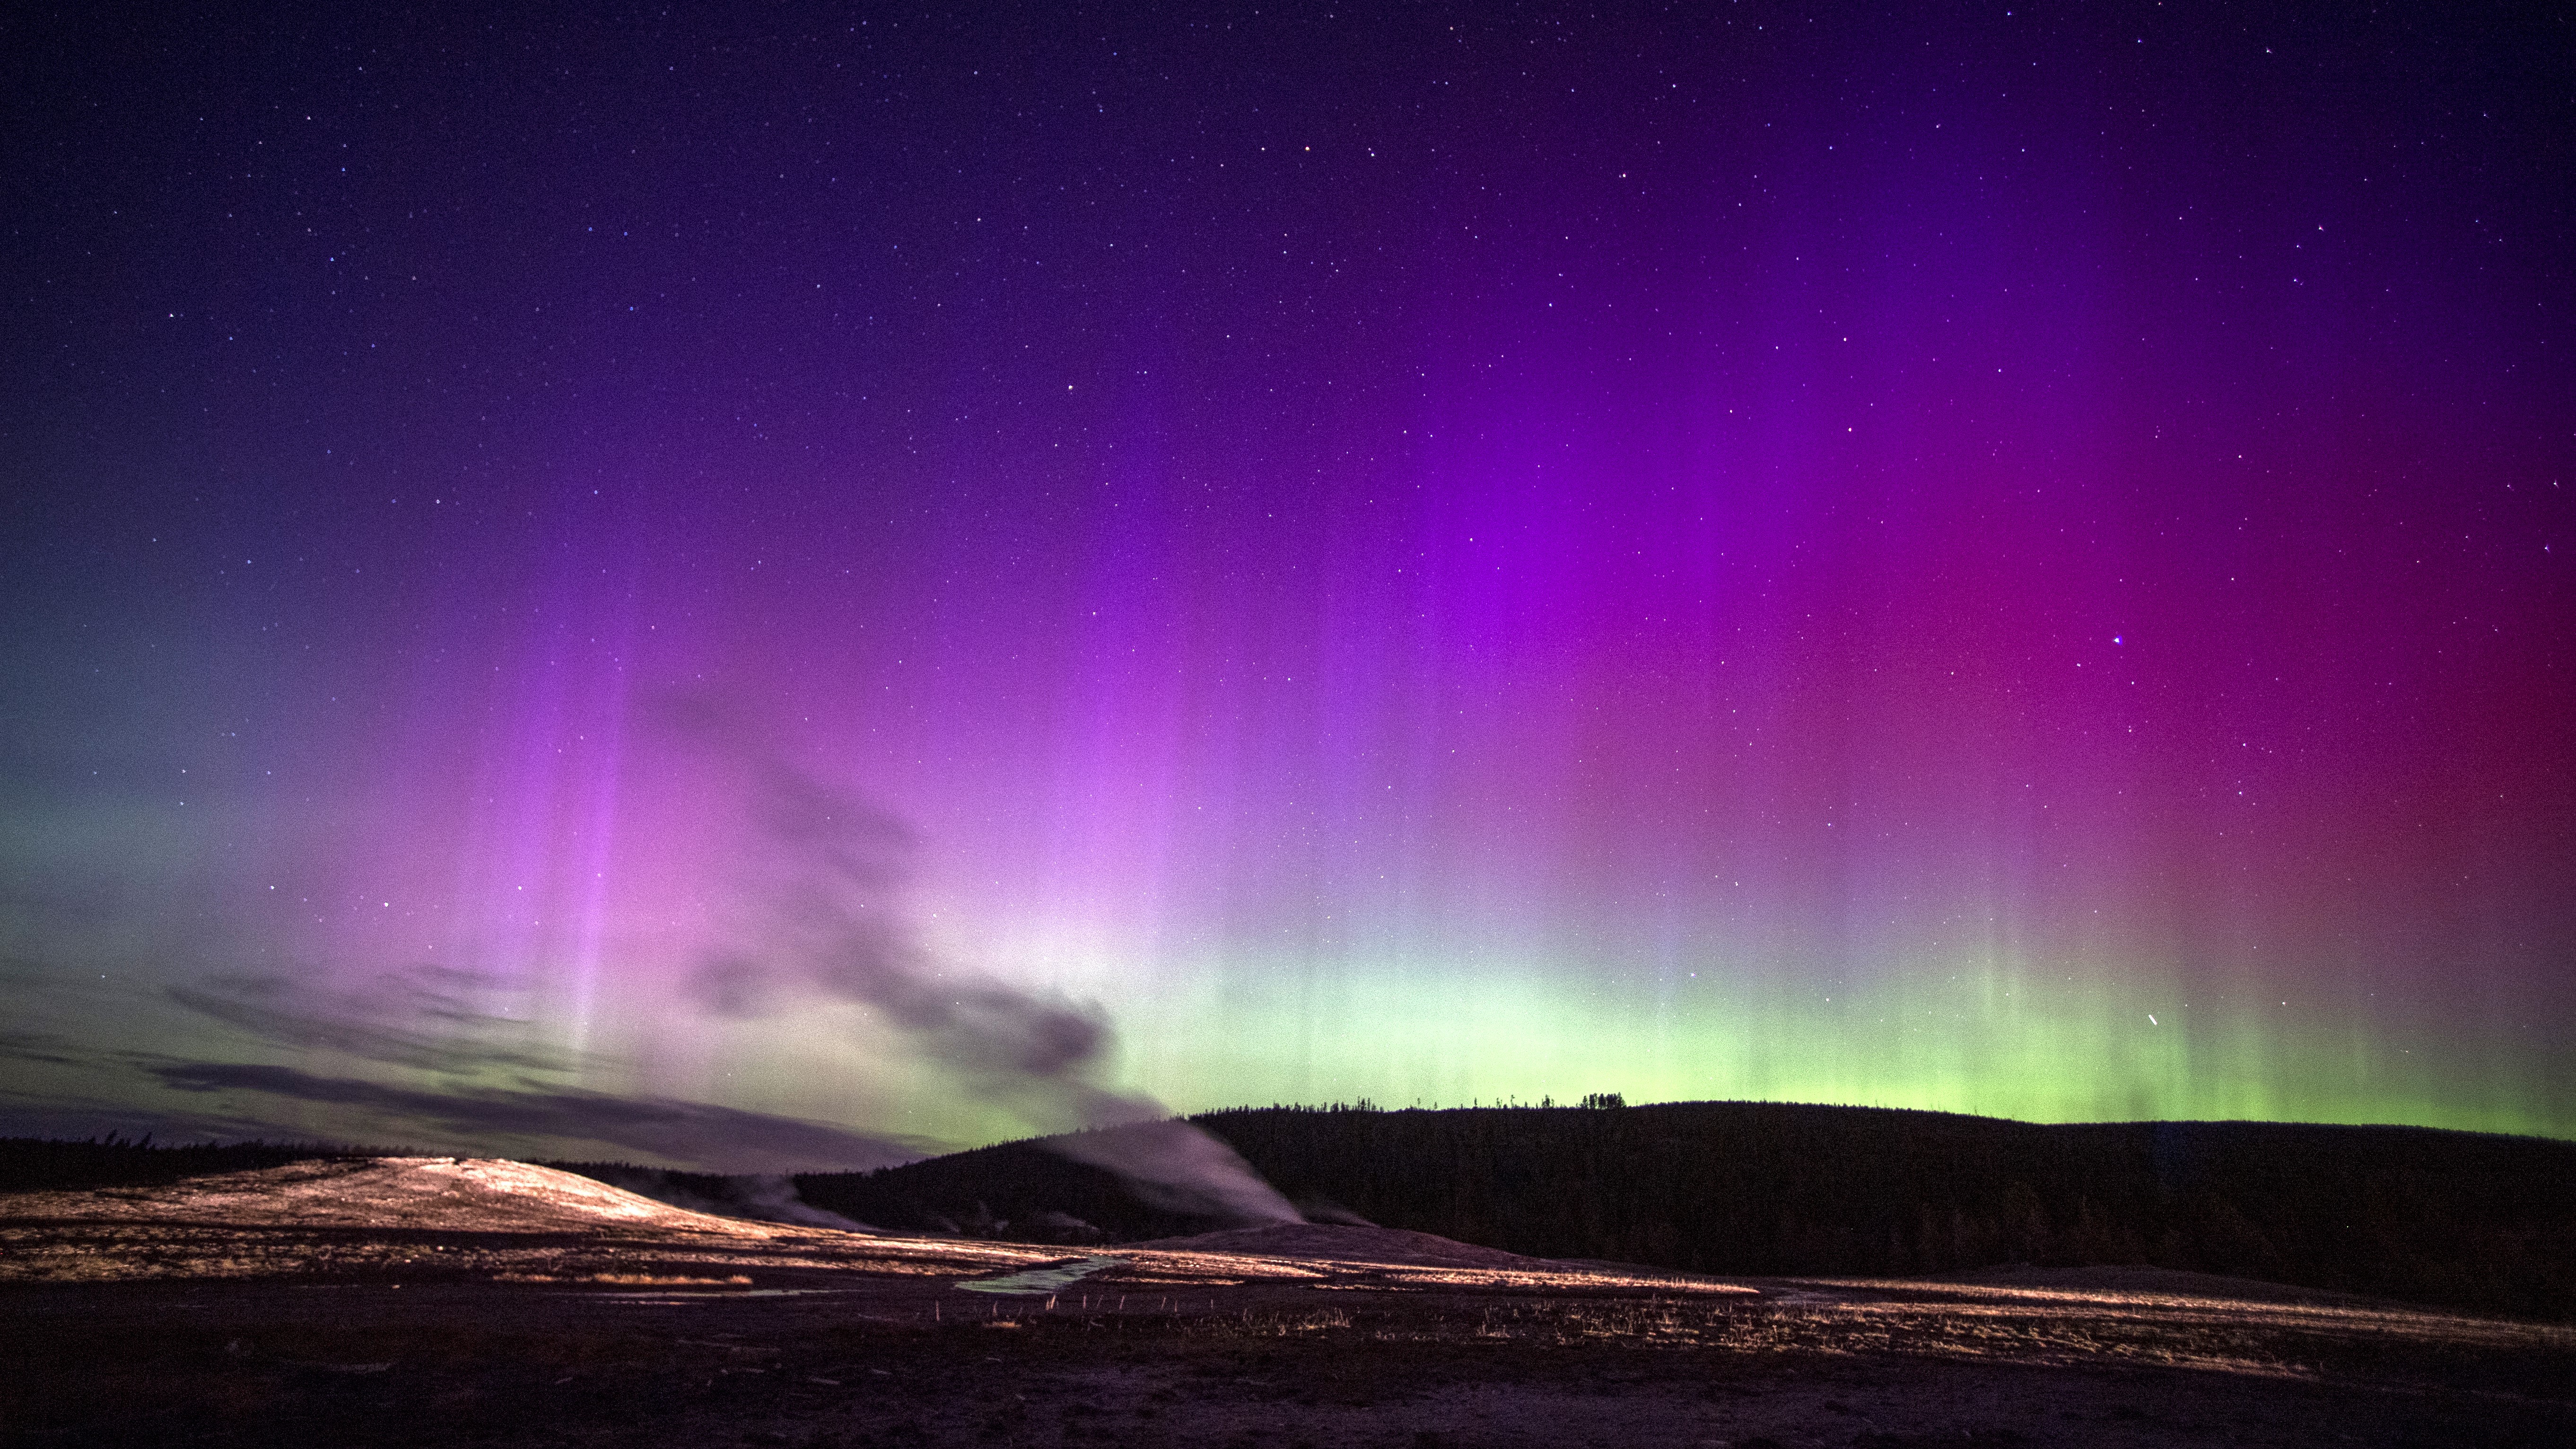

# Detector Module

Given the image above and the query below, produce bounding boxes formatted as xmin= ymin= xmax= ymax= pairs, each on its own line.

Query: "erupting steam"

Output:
xmin=668 ymin=699 xmax=1300 ymax=1226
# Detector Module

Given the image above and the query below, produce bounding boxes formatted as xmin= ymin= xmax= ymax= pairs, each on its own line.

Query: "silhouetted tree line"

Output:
xmin=799 ymin=1103 xmax=2576 ymax=1318
xmin=13 ymin=1106 xmax=2571 ymax=1318
xmin=533 ymin=1161 xmax=744 ymax=1203
xmin=0 ymin=1135 xmax=361 ymax=1192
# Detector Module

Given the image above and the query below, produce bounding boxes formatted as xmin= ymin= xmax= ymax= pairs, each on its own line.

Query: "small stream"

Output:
xmin=954 ymin=1256 xmax=1125 ymax=1295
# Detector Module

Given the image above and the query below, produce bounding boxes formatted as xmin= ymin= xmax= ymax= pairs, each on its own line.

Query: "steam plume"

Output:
xmin=666 ymin=699 xmax=1299 ymax=1225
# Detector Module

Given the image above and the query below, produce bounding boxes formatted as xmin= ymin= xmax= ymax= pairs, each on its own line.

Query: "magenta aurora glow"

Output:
xmin=2 ymin=2 xmax=2569 ymax=1166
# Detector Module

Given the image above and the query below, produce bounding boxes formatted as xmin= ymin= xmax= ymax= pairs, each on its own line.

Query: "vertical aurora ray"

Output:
xmin=1 ymin=3 xmax=2568 ymax=1161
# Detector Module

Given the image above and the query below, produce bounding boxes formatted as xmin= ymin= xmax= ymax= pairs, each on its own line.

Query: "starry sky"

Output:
xmin=3 ymin=2 xmax=2570 ymax=1169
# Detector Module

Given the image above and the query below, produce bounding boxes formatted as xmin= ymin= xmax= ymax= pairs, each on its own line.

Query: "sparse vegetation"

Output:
xmin=5 ymin=1124 xmax=2574 ymax=1445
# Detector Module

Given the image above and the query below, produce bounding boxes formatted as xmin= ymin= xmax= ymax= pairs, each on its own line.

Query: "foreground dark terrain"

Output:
xmin=10 ymin=1272 xmax=2574 ymax=1449
xmin=3 ymin=1157 xmax=2571 ymax=1448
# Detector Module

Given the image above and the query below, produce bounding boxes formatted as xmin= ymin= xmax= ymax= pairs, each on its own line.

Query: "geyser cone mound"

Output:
xmin=5 ymin=1157 xmax=820 ymax=1239
xmin=1136 ymin=1222 xmax=1547 ymax=1270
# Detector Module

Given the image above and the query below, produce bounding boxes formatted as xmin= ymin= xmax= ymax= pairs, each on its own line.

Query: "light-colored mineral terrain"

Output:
xmin=3 ymin=1158 xmax=2569 ymax=1448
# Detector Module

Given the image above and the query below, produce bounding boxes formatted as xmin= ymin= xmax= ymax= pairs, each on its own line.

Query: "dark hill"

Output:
xmin=796 ymin=1102 xmax=2576 ymax=1318
xmin=795 ymin=1124 xmax=1227 ymax=1242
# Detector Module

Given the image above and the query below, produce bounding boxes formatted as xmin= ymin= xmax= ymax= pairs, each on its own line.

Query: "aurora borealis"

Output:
xmin=3 ymin=3 xmax=2570 ymax=1167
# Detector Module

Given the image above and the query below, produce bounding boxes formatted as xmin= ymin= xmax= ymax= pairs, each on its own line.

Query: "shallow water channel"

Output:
xmin=952 ymin=1255 xmax=1124 ymax=1295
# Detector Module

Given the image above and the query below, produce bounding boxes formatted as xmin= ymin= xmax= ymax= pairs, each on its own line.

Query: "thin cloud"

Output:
xmin=148 ymin=1062 xmax=934 ymax=1172
xmin=0 ymin=1030 xmax=84 ymax=1066
xmin=166 ymin=969 xmax=581 ymax=1077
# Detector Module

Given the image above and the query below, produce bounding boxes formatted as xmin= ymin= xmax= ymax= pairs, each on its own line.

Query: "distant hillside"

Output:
xmin=797 ymin=1102 xmax=2576 ymax=1318
xmin=794 ymin=1126 xmax=1251 ymax=1243
xmin=14 ymin=1106 xmax=2569 ymax=1319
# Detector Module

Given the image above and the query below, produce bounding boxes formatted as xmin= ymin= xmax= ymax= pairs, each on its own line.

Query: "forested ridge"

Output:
xmin=0 ymin=1136 xmax=362 ymax=1192
xmin=798 ymin=1102 xmax=2576 ymax=1318
xmin=10 ymin=1101 xmax=2569 ymax=1318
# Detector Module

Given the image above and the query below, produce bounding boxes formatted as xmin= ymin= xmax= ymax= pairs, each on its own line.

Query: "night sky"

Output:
xmin=4 ymin=2 xmax=2570 ymax=1169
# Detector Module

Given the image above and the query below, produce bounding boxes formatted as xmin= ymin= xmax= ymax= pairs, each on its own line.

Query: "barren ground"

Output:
xmin=2 ymin=1160 xmax=2568 ymax=1448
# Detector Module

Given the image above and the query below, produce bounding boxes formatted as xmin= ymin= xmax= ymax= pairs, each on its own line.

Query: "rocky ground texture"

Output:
xmin=2 ymin=1160 xmax=2567 ymax=1447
